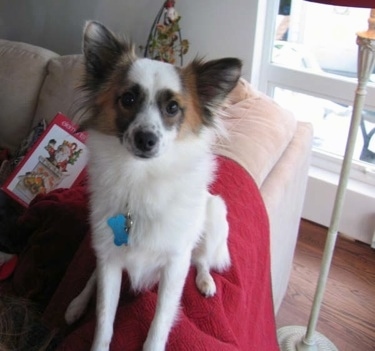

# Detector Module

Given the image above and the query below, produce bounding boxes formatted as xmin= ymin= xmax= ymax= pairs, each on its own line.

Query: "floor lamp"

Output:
xmin=278 ymin=1 xmax=375 ymax=350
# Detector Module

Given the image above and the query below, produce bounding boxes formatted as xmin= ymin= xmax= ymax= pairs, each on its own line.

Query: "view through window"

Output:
xmin=271 ymin=0 xmax=375 ymax=169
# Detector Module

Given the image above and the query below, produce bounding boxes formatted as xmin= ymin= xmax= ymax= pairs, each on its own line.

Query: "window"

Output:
xmin=255 ymin=0 xmax=375 ymax=244
xmin=259 ymin=0 xmax=375 ymax=186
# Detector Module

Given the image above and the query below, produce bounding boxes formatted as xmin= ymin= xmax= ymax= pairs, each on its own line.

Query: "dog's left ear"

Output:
xmin=82 ymin=21 xmax=135 ymax=83
xmin=187 ymin=58 xmax=242 ymax=122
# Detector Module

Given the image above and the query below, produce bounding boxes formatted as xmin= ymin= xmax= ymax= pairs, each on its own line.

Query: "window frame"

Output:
xmin=257 ymin=0 xmax=375 ymax=187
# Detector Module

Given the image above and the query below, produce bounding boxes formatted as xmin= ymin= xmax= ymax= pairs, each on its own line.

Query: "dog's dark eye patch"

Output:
xmin=165 ymin=100 xmax=179 ymax=116
xmin=157 ymin=89 xmax=184 ymax=129
xmin=115 ymin=84 xmax=146 ymax=139
xmin=120 ymin=91 xmax=137 ymax=107
xmin=118 ymin=84 xmax=143 ymax=109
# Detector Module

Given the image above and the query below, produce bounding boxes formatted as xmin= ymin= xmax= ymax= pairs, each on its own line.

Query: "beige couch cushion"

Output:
xmin=33 ymin=55 xmax=84 ymax=127
xmin=214 ymin=78 xmax=297 ymax=187
xmin=0 ymin=40 xmax=58 ymax=153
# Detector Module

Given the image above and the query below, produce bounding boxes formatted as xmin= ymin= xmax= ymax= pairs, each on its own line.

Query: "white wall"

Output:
xmin=0 ymin=0 xmax=260 ymax=80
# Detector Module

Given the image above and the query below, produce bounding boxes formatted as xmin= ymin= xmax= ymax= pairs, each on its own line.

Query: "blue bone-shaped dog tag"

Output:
xmin=107 ymin=214 xmax=129 ymax=246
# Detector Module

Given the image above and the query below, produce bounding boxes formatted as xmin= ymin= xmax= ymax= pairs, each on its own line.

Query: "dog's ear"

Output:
xmin=186 ymin=58 xmax=242 ymax=122
xmin=82 ymin=21 xmax=135 ymax=82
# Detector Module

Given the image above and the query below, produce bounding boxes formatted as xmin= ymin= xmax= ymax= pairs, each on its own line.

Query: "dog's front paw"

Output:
xmin=195 ymin=271 xmax=216 ymax=297
xmin=65 ymin=296 xmax=86 ymax=325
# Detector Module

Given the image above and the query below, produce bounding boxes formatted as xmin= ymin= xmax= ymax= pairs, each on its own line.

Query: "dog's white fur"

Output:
xmin=65 ymin=21 xmax=241 ymax=351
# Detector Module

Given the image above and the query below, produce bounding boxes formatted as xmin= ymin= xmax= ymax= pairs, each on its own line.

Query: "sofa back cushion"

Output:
xmin=0 ymin=40 xmax=58 ymax=154
xmin=33 ymin=55 xmax=85 ymax=127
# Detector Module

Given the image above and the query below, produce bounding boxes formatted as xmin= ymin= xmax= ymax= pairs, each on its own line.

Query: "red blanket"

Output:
xmin=12 ymin=156 xmax=279 ymax=351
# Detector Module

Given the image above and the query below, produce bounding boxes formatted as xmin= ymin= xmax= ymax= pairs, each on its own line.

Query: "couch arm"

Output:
xmin=261 ymin=121 xmax=313 ymax=312
xmin=214 ymin=78 xmax=313 ymax=313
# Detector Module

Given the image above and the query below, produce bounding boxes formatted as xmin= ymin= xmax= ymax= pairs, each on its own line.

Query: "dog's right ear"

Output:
xmin=82 ymin=21 xmax=135 ymax=82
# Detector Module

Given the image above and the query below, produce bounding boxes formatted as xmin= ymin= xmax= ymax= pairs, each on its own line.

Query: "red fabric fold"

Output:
xmin=12 ymin=186 xmax=90 ymax=306
xmin=11 ymin=156 xmax=279 ymax=350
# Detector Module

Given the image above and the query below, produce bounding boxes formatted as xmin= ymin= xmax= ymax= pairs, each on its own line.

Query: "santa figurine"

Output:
xmin=164 ymin=0 xmax=178 ymax=25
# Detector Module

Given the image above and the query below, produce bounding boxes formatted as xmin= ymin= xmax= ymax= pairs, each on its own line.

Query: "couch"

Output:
xmin=0 ymin=38 xmax=313 ymax=349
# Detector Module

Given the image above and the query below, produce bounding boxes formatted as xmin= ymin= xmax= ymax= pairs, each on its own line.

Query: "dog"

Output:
xmin=65 ymin=21 xmax=242 ymax=351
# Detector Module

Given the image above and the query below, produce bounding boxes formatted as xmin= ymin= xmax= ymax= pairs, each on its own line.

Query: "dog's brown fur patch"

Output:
xmin=93 ymin=90 xmax=119 ymax=135
xmin=178 ymin=65 xmax=206 ymax=138
xmin=80 ymin=54 xmax=137 ymax=136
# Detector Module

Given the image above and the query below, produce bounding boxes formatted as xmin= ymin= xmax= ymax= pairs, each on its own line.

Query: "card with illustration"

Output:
xmin=2 ymin=113 xmax=88 ymax=207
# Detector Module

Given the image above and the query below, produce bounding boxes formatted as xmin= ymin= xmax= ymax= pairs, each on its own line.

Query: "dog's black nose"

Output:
xmin=134 ymin=131 xmax=159 ymax=153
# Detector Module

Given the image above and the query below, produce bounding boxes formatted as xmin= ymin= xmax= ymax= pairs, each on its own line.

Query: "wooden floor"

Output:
xmin=276 ymin=219 xmax=375 ymax=351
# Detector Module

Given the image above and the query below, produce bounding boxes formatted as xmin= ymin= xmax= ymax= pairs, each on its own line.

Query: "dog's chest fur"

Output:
xmin=87 ymin=129 xmax=215 ymax=290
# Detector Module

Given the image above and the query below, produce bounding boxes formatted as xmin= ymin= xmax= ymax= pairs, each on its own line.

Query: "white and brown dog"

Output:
xmin=65 ymin=21 xmax=241 ymax=351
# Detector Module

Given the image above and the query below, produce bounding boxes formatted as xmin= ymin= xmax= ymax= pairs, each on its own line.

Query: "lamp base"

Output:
xmin=278 ymin=326 xmax=338 ymax=351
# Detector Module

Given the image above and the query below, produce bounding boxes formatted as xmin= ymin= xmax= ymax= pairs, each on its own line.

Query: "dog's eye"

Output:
xmin=165 ymin=100 xmax=179 ymax=116
xmin=120 ymin=92 xmax=136 ymax=108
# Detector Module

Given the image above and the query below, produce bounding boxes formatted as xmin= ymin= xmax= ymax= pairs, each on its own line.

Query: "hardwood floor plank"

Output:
xmin=276 ymin=219 xmax=375 ymax=351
